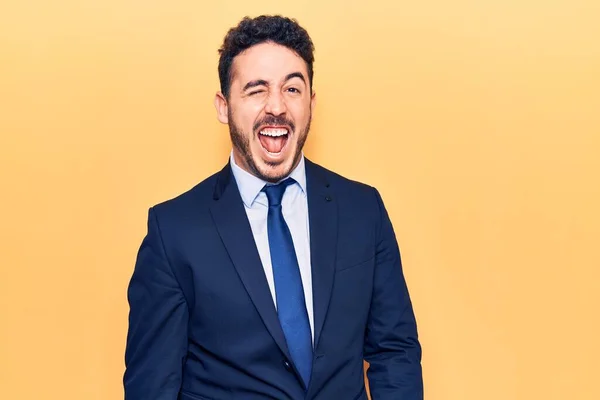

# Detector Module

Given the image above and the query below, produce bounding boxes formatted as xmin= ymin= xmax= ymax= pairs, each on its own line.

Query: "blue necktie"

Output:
xmin=263 ymin=178 xmax=312 ymax=387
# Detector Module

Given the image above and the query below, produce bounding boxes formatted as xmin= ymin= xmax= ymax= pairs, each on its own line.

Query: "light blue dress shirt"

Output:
xmin=229 ymin=152 xmax=314 ymax=341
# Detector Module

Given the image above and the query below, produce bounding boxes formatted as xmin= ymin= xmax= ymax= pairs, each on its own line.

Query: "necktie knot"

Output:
xmin=263 ymin=178 xmax=295 ymax=207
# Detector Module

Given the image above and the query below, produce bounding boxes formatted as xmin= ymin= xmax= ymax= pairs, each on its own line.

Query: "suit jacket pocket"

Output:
xmin=335 ymin=255 xmax=374 ymax=272
xmin=179 ymin=390 xmax=213 ymax=400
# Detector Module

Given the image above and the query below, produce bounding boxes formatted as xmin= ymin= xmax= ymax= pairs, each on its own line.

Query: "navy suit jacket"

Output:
xmin=124 ymin=159 xmax=423 ymax=400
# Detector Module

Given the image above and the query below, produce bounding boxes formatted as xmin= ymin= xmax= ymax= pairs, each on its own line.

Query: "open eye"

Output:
xmin=286 ymin=87 xmax=301 ymax=94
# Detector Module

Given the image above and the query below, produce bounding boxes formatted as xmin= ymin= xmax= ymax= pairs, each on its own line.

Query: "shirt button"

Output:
xmin=283 ymin=360 xmax=292 ymax=371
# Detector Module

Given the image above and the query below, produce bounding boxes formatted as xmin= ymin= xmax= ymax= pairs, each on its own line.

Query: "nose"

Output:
xmin=264 ymin=91 xmax=287 ymax=116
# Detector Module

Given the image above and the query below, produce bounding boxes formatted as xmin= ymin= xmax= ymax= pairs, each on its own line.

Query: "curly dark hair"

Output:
xmin=218 ymin=15 xmax=315 ymax=98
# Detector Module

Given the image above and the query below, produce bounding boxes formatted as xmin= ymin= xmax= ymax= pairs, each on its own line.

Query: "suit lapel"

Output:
xmin=209 ymin=160 xmax=339 ymax=381
xmin=209 ymin=163 xmax=292 ymax=362
xmin=305 ymin=159 xmax=338 ymax=350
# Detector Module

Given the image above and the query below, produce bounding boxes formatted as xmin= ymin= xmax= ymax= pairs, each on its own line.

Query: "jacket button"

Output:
xmin=283 ymin=360 xmax=292 ymax=371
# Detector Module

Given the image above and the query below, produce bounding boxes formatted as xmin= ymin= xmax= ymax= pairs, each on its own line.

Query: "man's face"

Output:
xmin=215 ymin=42 xmax=316 ymax=183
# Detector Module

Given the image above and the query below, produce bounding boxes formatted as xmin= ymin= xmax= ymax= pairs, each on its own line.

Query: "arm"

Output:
xmin=124 ymin=207 xmax=189 ymax=400
xmin=364 ymin=189 xmax=423 ymax=399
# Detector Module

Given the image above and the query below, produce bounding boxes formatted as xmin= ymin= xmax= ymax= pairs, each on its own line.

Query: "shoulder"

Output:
xmin=305 ymin=159 xmax=387 ymax=225
xmin=306 ymin=159 xmax=391 ymax=242
xmin=149 ymin=167 xmax=222 ymax=220
xmin=306 ymin=158 xmax=381 ymax=200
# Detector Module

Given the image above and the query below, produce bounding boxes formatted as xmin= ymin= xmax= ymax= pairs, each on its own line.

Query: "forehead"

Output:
xmin=231 ymin=42 xmax=308 ymax=84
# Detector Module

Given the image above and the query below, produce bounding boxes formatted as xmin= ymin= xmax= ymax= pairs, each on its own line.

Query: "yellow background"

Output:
xmin=1 ymin=1 xmax=599 ymax=399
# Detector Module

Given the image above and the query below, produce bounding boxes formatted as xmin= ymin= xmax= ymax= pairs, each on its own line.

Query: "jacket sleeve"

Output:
xmin=124 ymin=207 xmax=189 ymax=400
xmin=364 ymin=189 xmax=424 ymax=399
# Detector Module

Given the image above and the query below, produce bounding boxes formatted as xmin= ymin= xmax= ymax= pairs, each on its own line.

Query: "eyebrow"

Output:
xmin=284 ymin=72 xmax=306 ymax=85
xmin=242 ymin=72 xmax=307 ymax=92
xmin=243 ymin=79 xmax=269 ymax=91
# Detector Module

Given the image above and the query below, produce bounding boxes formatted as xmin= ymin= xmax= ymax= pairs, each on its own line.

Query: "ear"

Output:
xmin=214 ymin=92 xmax=229 ymax=124
xmin=310 ymin=90 xmax=317 ymax=111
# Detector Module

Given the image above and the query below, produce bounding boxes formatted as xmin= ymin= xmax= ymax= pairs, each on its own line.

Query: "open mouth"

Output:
xmin=258 ymin=127 xmax=290 ymax=155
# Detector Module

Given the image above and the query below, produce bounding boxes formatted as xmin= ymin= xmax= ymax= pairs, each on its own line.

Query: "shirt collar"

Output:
xmin=229 ymin=151 xmax=307 ymax=207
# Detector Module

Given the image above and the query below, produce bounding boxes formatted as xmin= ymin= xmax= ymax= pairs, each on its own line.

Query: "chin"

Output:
xmin=256 ymin=161 xmax=293 ymax=183
xmin=252 ymin=144 xmax=299 ymax=182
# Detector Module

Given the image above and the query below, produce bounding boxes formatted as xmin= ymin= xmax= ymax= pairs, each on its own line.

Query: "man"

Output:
xmin=124 ymin=15 xmax=423 ymax=400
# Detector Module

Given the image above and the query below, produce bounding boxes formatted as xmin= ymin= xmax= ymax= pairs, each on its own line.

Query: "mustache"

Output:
xmin=253 ymin=116 xmax=295 ymax=133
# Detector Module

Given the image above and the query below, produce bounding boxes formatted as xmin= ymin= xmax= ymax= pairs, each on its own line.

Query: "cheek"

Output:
xmin=241 ymin=103 xmax=265 ymax=130
xmin=289 ymin=97 xmax=312 ymax=119
xmin=232 ymin=108 xmax=260 ymax=133
xmin=290 ymin=105 xmax=311 ymax=126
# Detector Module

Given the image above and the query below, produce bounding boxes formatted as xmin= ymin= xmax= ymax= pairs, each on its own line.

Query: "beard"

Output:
xmin=228 ymin=111 xmax=311 ymax=183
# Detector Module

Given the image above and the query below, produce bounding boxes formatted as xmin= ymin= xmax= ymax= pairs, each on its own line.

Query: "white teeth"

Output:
xmin=259 ymin=128 xmax=288 ymax=137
